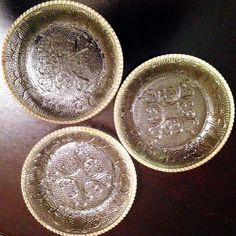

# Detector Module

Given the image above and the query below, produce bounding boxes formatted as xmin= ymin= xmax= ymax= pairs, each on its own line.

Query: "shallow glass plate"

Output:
xmin=2 ymin=1 xmax=123 ymax=123
xmin=21 ymin=127 xmax=136 ymax=236
xmin=114 ymin=54 xmax=234 ymax=172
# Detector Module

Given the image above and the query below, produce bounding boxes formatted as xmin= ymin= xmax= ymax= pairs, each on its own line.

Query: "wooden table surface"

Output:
xmin=0 ymin=1 xmax=235 ymax=235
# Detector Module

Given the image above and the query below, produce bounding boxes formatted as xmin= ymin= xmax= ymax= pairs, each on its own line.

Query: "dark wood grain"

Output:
xmin=0 ymin=1 xmax=235 ymax=236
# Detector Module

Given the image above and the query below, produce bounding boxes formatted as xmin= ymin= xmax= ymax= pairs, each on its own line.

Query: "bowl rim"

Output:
xmin=2 ymin=0 xmax=123 ymax=124
xmin=114 ymin=53 xmax=235 ymax=172
xmin=21 ymin=126 xmax=137 ymax=236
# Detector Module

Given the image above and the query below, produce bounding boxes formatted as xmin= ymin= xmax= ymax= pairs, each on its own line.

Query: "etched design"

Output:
xmin=25 ymin=23 xmax=105 ymax=115
xmin=139 ymin=79 xmax=199 ymax=138
xmin=31 ymin=24 xmax=103 ymax=93
xmin=133 ymin=76 xmax=207 ymax=148
xmin=45 ymin=141 xmax=114 ymax=210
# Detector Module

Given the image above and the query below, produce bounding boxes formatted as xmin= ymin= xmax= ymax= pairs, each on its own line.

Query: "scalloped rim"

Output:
xmin=2 ymin=0 xmax=123 ymax=124
xmin=114 ymin=54 xmax=235 ymax=172
xmin=21 ymin=126 xmax=137 ymax=236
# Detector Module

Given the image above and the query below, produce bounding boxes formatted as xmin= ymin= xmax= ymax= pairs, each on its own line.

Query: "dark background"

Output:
xmin=0 ymin=0 xmax=235 ymax=236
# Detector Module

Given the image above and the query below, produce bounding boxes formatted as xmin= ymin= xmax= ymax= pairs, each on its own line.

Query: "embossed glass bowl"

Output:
xmin=21 ymin=127 xmax=136 ymax=236
xmin=2 ymin=1 xmax=123 ymax=123
xmin=114 ymin=54 xmax=234 ymax=172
